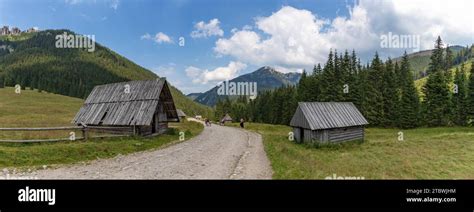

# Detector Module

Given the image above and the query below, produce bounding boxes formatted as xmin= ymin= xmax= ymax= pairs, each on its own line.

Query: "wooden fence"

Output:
xmin=0 ymin=125 xmax=135 ymax=143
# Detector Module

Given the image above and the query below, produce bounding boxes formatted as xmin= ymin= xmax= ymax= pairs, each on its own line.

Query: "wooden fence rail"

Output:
xmin=0 ymin=125 xmax=134 ymax=143
xmin=0 ymin=126 xmax=83 ymax=131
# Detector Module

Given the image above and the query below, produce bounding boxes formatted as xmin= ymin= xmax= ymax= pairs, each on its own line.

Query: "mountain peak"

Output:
xmin=193 ymin=66 xmax=302 ymax=106
xmin=256 ymin=66 xmax=277 ymax=73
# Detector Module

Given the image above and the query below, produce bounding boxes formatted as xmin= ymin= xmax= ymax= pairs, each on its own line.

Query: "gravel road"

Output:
xmin=4 ymin=120 xmax=273 ymax=179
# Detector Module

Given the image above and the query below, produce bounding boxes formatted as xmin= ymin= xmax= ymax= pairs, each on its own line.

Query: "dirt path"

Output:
xmin=6 ymin=120 xmax=273 ymax=179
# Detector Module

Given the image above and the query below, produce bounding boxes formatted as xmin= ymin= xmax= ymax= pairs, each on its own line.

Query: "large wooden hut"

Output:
xmin=290 ymin=102 xmax=368 ymax=144
xmin=72 ymin=78 xmax=179 ymax=136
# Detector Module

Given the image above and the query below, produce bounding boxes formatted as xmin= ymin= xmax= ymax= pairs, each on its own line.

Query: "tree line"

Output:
xmin=215 ymin=37 xmax=474 ymax=128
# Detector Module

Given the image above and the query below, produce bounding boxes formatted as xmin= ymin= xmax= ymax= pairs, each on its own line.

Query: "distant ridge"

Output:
xmin=194 ymin=66 xmax=301 ymax=106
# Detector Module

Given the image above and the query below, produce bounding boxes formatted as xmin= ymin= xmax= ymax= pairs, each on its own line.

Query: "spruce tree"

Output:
xmin=308 ymin=64 xmax=322 ymax=101
xmin=319 ymin=49 xmax=336 ymax=101
xmin=357 ymin=66 xmax=374 ymax=123
xmin=297 ymin=70 xmax=310 ymax=101
xmin=314 ymin=63 xmax=323 ymax=75
xmin=445 ymin=45 xmax=454 ymax=70
xmin=341 ymin=50 xmax=351 ymax=102
xmin=365 ymin=52 xmax=384 ymax=126
xmin=398 ymin=52 xmax=420 ymax=128
xmin=452 ymin=64 xmax=468 ymax=126
xmin=427 ymin=36 xmax=445 ymax=75
xmin=423 ymin=36 xmax=451 ymax=126
xmin=467 ymin=61 xmax=474 ymax=125
xmin=0 ymin=74 xmax=4 ymax=88
xmin=382 ymin=58 xmax=398 ymax=127
xmin=333 ymin=50 xmax=344 ymax=101
xmin=349 ymin=50 xmax=362 ymax=108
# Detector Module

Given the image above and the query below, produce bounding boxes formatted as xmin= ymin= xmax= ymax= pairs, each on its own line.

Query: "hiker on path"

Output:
xmin=240 ymin=118 xmax=244 ymax=128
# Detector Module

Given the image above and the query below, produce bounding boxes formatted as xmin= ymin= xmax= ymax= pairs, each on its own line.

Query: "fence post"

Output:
xmin=82 ymin=126 xmax=88 ymax=141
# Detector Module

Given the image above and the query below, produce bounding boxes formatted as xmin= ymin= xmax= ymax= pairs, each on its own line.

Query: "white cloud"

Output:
xmin=185 ymin=61 xmax=247 ymax=84
xmin=141 ymin=32 xmax=173 ymax=44
xmin=153 ymin=64 xmax=176 ymax=76
xmin=191 ymin=18 xmax=224 ymax=38
xmin=141 ymin=33 xmax=152 ymax=40
xmin=64 ymin=0 xmax=120 ymax=10
xmin=64 ymin=0 xmax=84 ymax=5
xmin=214 ymin=6 xmax=332 ymax=71
xmin=109 ymin=0 xmax=119 ymax=10
xmin=214 ymin=1 xmax=474 ymax=72
xmin=185 ymin=66 xmax=202 ymax=78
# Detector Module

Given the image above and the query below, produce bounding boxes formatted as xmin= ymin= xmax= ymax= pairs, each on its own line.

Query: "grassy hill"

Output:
xmin=0 ymin=87 xmax=203 ymax=168
xmin=0 ymin=30 xmax=214 ymax=119
xmin=0 ymin=87 xmax=82 ymax=127
xmin=394 ymin=45 xmax=465 ymax=79
xmin=415 ymin=59 xmax=473 ymax=100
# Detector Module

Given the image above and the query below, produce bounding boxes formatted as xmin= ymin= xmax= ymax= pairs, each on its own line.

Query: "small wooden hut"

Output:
xmin=290 ymin=102 xmax=368 ymax=144
xmin=176 ymin=109 xmax=187 ymax=122
xmin=221 ymin=114 xmax=232 ymax=124
xmin=72 ymin=78 xmax=179 ymax=136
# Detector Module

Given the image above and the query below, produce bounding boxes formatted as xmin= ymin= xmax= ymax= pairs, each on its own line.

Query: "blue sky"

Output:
xmin=0 ymin=0 xmax=473 ymax=94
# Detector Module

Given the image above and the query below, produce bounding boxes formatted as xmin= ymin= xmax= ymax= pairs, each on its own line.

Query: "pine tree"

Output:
xmin=349 ymin=50 xmax=361 ymax=108
xmin=365 ymin=52 xmax=384 ymax=126
xmin=357 ymin=66 xmax=374 ymax=123
xmin=319 ymin=49 xmax=337 ymax=101
xmin=467 ymin=61 xmax=474 ymax=125
xmin=307 ymin=64 xmax=322 ymax=101
xmin=314 ymin=63 xmax=323 ymax=75
xmin=297 ymin=70 xmax=309 ymax=102
xmin=452 ymin=64 xmax=468 ymax=126
xmin=427 ymin=36 xmax=445 ymax=75
xmin=341 ymin=50 xmax=351 ymax=101
xmin=397 ymin=52 xmax=420 ymax=128
xmin=381 ymin=58 xmax=398 ymax=127
xmin=0 ymin=74 xmax=4 ymax=88
xmin=332 ymin=50 xmax=344 ymax=101
xmin=423 ymin=36 xmax=451 ymax=126
xmin=445 ymin=45 xmax=454 ymax=70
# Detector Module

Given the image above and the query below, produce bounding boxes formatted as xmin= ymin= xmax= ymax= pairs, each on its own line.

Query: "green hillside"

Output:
xmin=415 ymin=59 xmax=473 ymax=100
xmin=0 ymin=29 xmax=213 ymax=119
xmin=0 ymin=87 xmax=82 ymax=127
xmin=394 ymin=45 xmax=468 ymax=79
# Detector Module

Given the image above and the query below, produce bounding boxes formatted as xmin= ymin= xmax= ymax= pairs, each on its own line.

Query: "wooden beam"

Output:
xmin=0 ymin=126 xmax=83 ymax=131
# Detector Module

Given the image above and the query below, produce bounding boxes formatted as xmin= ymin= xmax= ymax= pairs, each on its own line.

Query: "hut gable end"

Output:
xmin=290 ymin=106 xmax=312 ymax=129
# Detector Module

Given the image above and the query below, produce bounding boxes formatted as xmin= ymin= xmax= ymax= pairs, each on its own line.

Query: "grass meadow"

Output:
xmin=230 ymin=122 xmax=474 ymax=179
xmin=0 ymin=87 xmax=203 ymax=169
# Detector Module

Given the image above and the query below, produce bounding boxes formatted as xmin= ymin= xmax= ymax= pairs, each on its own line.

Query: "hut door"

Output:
xmin=300 ymin=128 xmax=304 ymax=142
xmin=151 ymin=114 xmax=157 ymax=134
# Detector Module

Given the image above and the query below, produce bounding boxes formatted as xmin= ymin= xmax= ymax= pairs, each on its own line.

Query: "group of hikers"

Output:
xmin=203 ymin=117 xmax=245 ymax=128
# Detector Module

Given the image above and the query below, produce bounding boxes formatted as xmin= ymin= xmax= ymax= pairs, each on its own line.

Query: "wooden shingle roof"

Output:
xmin=290 ymin=102 xmax=368 ymax=130
xmin=72 ymin=78 xmax=178 ymax=126
xmin=221 ymin=114 xmax=232 ymax=122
